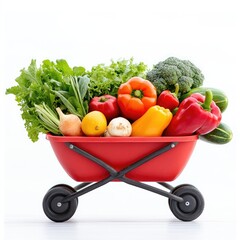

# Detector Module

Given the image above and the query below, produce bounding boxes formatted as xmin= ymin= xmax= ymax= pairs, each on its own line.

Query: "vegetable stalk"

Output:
xmin=35 ymin=103 xmax=60 ymax=135
xmin=201 ymin=90 xmax=212 ymax=111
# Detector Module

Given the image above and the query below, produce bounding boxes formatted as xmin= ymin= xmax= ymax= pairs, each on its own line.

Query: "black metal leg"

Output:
xmin=158 ymin=182 xmax=174 ymax=191
xmin=65 ymin=142 xmax=117 ymax=175
xmin=121 ymin=177 xmax=183 ymax=202
xmin=74 ymin=182 xmax=92 ymax=191
xmin=62 ymin=176 xmax=113 ymax=203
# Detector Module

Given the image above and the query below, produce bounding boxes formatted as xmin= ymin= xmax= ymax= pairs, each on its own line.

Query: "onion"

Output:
xmin=56 ymin=107 xmax=83 ymax=136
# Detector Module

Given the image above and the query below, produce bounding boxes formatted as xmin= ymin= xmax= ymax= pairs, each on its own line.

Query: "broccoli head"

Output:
xmin=146 ymin=57 xmax=204 ymax=96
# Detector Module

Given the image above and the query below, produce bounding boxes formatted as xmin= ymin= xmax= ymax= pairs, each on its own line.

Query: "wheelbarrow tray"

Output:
xmin=47 ymin=134 xmax=198 ymax=182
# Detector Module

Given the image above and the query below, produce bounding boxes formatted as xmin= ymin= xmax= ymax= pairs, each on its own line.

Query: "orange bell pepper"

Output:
xmin=117 ymin=77 xmax=157 ymax=121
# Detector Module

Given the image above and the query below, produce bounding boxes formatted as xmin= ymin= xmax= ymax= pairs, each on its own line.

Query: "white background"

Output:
xmin=1 ymin=0 xmax=239 ymax=239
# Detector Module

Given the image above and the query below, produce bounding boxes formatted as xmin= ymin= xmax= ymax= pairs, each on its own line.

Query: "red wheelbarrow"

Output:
xmin=43 ymin=134 xmax=204 ymax=222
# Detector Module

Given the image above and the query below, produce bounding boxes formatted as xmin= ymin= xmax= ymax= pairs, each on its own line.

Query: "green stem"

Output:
xmin=201 ymin=90 xmax=213 ymax=111
xmin=35 ymin=104 xmax=60 ymax=134
xmin=132 ymin=89 xmax=143 ymax=98
xmin=99 ymin=97 xmax=108 ymax=102
xmin=174 ymin=83 xmax=179 ymax=96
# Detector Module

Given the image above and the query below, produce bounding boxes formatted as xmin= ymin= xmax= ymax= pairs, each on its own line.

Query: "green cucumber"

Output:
xmin=180 ymin=87 xmax=228 ymax=112
xmin=199 ymin=122 xmax=233 ymax=144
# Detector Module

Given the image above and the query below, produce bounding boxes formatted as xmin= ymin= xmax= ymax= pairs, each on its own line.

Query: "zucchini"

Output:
xmin=199 ymin=122 xmax=233 ymax=144
xmin=180 ymin=87 xmax=228 ymax=112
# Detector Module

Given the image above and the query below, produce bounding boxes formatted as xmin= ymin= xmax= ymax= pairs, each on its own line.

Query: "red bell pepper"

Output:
xmin=89 ymin=95 xmax=120 ymax=122
xmin=157 ymin=84 xmax=179 ymax=111
xmin=164 ymin=90 xmax=222 ymax=136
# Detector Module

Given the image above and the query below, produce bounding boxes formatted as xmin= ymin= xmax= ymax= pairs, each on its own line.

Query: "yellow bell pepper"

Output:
xmin=131 ymin=105 xmax=172 ymax=137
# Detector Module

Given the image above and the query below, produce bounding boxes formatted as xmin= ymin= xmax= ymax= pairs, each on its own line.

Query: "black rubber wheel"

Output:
xmin=169 ymin=185 xmax=204 ymax=221
xmin=43 ymin=186 xmax=78 ymax=222
xmin=48 ymin=184 xmax=76 ymax=192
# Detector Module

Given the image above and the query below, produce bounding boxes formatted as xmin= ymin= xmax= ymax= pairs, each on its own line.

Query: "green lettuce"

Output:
xmin=6 ymin=59 xmax=89 ymax=142
xmin=87 ymin=58 xmax=148 ymax=98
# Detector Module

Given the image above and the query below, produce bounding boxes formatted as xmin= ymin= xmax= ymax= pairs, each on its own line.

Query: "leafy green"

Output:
xmin=87 ymin=58 xmax=148 ymax=98
xmin=6 ymin=59 xmax=89 ymax=142
xmin=52 ymin=75 xmax=90 ymax=118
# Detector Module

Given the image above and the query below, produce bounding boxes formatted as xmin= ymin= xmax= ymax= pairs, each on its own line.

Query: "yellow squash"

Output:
xmin=131 ymin=105 xmax=172 ymax=137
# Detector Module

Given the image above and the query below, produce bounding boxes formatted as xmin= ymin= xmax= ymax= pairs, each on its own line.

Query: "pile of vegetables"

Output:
xmin=5 ymin=58 xmax=147 ymax=141
xmin=6 ymin=57 xmax=232 ymax=145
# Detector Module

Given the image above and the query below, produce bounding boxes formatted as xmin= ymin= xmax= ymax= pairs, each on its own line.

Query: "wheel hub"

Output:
xmin=51 ymin=196 xmax=69 ymax=213
xmin=178 ymin=195 xmax=197 ymax=213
